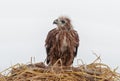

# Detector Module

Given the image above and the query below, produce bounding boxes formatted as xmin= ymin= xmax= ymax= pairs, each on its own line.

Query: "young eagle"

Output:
xmin=45 ymin=16 xmax=79 ymax=66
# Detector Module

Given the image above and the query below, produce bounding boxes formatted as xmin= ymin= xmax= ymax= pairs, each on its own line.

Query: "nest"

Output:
xmin=0 ymin=57 xmax=120 ymax=81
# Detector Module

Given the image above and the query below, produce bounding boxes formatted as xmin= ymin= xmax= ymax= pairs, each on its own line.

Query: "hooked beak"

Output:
xmin=53 ymin=19 xmax=58 ymax=24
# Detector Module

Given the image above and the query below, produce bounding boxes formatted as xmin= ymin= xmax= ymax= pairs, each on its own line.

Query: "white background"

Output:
xmin=0 ymin=0 xmax=120 ymax=72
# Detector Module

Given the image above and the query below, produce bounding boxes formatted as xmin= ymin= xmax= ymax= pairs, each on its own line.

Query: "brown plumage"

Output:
xmin=45 ymin=16 xmax=79 ymax=66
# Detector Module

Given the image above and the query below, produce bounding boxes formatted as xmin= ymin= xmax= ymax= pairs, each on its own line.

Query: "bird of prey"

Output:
xmin=45 ymin=16 xmax=79 ymax=66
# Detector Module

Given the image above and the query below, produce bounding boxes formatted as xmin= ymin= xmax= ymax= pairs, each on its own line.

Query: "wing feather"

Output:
xmin=45 ymin=28 xmax=58 ymax=64
xmin=70 ymin=30 xmax=79 ymax=57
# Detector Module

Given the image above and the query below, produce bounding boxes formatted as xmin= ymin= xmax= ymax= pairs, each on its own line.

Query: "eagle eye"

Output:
xmin=61 ymin=20 xmax=65 ymax=24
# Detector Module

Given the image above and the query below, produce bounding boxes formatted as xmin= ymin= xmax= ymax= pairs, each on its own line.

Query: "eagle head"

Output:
xmin=53 ymin=16 xmax=72 ymax=30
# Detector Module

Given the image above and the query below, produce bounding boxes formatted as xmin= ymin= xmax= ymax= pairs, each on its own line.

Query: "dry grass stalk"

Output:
xmin=0 ymin=57 xmax=120 ymax=81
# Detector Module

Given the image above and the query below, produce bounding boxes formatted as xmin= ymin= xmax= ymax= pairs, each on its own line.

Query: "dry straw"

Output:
xmin=0 ymin=56 xmax=120 ymax=81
